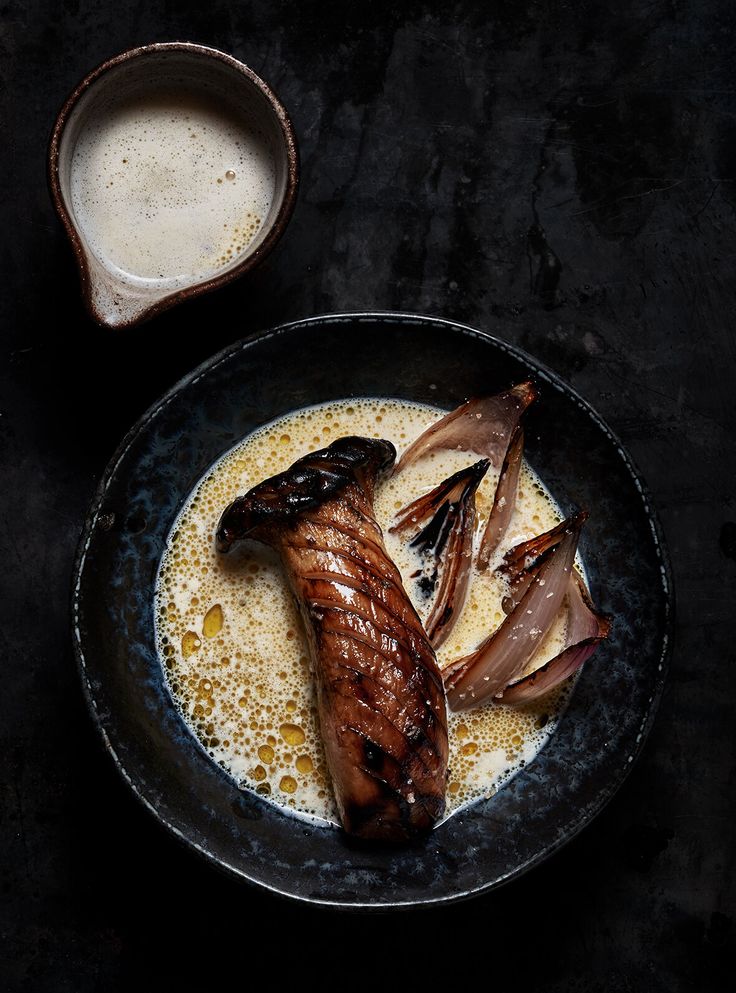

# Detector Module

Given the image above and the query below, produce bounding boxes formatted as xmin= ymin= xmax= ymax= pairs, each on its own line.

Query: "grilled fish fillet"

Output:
xmin=217 ymin=436 xmax=448 ymax=841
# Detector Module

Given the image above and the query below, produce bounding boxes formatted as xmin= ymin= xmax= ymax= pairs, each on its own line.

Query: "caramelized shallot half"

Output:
xmin=500 ymin=511 xmax=587 ymax=580
xmin=391 ymin=460 xmax=489 ymax=649
xmin=392 ymin=386 xmax=611 ymax=713
xmin=393 ymin=382 xmax=537 ymax=475
xmin=477 ymin=425 xmax=525 ymax=570
xmin=444 ymin=514 xmax=584 ymax=711
xmin=497 ymin=574 xmax=611 ymax=705
xmin=500 ymin=510 xmax=589 ymax=613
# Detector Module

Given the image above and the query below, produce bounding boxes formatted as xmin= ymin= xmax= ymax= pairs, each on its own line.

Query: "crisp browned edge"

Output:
xmin=47 ymin=41 xmax=300 ymax=330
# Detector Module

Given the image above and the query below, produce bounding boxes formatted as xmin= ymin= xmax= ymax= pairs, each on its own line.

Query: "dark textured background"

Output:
xmin=1 ymin=0 xmax=733 ymax=989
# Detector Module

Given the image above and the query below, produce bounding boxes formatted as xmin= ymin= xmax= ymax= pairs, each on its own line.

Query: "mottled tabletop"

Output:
xmin=2 ymin=1 xmax=733 ymax=990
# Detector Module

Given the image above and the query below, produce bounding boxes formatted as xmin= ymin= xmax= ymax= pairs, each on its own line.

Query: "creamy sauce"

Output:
xmin=155 ymin=399 xmax=574 ymax=825
xmin=70 ymin=87 xmax=275 ymax=287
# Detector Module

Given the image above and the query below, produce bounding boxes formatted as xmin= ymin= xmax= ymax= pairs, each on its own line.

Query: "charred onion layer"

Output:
xmin=444 ymin=513 xmax=585 ymax=711
xmin=478 ymin=425 xmax=525 ymax=570
xmin=392 ymin=381 xmax=610 ymax=712
xmin=393 ymin=381 xmax=537 ymax=475
xmin=392 ymin=460 xmax=489 ymax=648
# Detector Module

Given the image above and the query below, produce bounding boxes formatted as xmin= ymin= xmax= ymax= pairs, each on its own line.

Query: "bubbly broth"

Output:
xmin=70 ymin=87 xmax=275 ymax=287
xmin=155 ymin=398 xmax=573 ymax=824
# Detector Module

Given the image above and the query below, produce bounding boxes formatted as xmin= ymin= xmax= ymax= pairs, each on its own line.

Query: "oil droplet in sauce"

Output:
xmin=258 ymin=744 xmax=275 ymax=764
xmin=202 ymin=603 xmax=224 ymax=638
xmin=296 ymin=755 xmax=314 ymax=774
xmin=280 ymin=775 xmax=298 ymax=794
xmin=181 ymin=631 xmax=200 ymax=658
xmin=280 ymin=723 xmax=306 ymax=746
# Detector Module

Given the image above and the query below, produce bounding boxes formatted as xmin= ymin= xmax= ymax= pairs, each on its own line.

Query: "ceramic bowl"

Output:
xmin=49 ymin=42 xmax=298 ymax=329
xmin=71 ymin=313 xmax=672 ymax=908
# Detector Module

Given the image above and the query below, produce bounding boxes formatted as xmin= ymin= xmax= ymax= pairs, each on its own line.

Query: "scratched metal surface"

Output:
xmin=1 ymin=0 xmax=734 ymax=989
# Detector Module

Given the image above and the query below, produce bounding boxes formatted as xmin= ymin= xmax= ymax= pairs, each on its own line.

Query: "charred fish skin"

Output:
xmin=217 ymin=436 xmax=449 ymax=842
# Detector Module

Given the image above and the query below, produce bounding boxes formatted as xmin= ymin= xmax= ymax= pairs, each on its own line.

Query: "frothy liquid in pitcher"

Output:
xmin=70 ymin=87 xmax=276 ymax=288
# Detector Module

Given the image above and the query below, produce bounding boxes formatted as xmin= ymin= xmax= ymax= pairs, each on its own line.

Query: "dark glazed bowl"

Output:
xmin=72 ymin=313 xmax=672 ymax=908
xmin=49 ymin=43 xmax=299 ymax=329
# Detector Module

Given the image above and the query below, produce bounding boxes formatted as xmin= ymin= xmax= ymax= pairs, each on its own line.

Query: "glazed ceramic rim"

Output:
xmin=48 ymin=42 xmax=299 ymax=329
xmin=71 ymin=312 xmax=674 ymax=908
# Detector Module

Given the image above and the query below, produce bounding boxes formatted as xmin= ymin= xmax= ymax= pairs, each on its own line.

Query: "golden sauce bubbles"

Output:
xmin=155 ymin=397 xmax=573 ymax=826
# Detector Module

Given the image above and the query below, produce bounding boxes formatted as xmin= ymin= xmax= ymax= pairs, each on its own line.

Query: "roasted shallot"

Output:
xmin=500 ymin=510 xmax=589 ymax=614
xmin=444 ymin=514 xmax=585 ymax=711
xmin=393 ymin=382 xmax=537 ymax=474
xmin=477 ymin=425 xmax=525 ymax=570
xmin=392 ymin=460 xmax=489 ymax=649
xmin=391 ymin=384 xmax=610 ymax=713
xmin=498 ymin=573 xmax=611 ymax=705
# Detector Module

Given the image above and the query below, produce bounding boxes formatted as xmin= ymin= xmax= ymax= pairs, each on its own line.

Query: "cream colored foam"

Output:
xmin=155 ymin=399 xmax=575 ymax=825
xmin=70 ymin=87 xmax=275 ymax=287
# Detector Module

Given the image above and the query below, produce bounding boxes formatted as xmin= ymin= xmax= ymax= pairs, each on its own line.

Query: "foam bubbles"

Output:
xmin=155 ymin=398 xmax=575 ymax=826
xmin=70 ymin=87 xmax=275 ymax=288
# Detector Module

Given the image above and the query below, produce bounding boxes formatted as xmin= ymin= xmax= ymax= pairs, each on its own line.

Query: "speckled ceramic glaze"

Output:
xmin=71 ymin=314 xmax=672 ymax=908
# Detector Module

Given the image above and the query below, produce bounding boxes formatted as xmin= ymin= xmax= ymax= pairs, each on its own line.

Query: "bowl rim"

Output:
xmin=70 ymin=311 xmax=674 ymax=908
xmin=47 ymin=41 xmax=299 ymax=330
